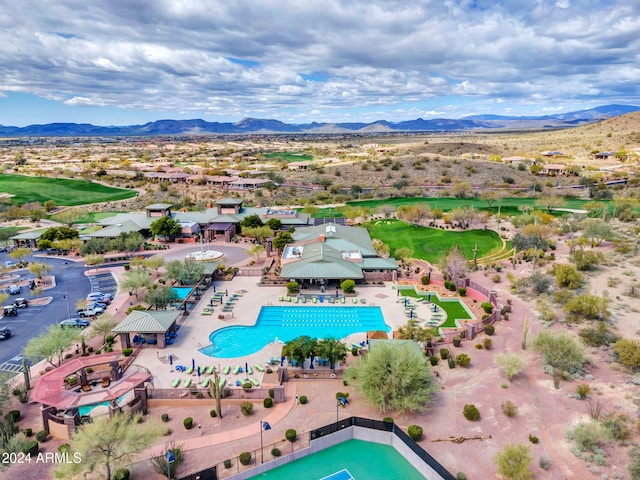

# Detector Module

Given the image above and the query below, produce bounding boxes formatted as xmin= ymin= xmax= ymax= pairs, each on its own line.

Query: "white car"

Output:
xmin=77 ymin=308 xmax=102 ymax=318
xmin=7 ymin=284 xmax=21 ymax=295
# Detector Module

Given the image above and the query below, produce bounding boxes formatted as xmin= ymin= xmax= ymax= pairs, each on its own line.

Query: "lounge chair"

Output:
xmin=301 ymin=297 xmax=306 ymax=303
xmin=201 ymin=308 xmax=213 ymax=315
xmin=246 ymin=365 xmax=253 ymax=374
xmin=278 ymin=296 xmax=284 ymax=301
xmin=340 ymin=297 xmax=345 ymax=304
xmin=223 ymin=365 xmax=230 ymax=374
xmin=312 ymin=297 xmax=317 ymax=303
xmin=232 ymin=366 xmax=241 ymax=374
xmin=219 ymin=378 xmax=226 ymax=388
xmin=353 ymin=298 xmax=358 ymax=304
xmin=249 ymin=377 xmax=260 ymax=386
xmin=200 ymin=378 xmax=210 ymax=388
xmin=360 ymin=298 xmax=366 ymax=304
xmin=285 ymin=296 xmax=292 ymax=302
xmin=186 ymin=366 xmax=194 ymax=375
xmin=254 ymin=364 xmax=265 ymax=372
xmin=328 ymin=297 xmax=334 ymax=303
xmin=81 ymin=383 xmax=92 ymax=392
xmin=171 ymin=378 xmax=180 ymax=388
xmin=101 ymin=377 xmax=110 ymax=388
xmin=206 ymin=365 xmax=215 ymax=374
xmin=182 ymin=378 xmax=191 ymax=388
xmin=293 ymin=297 xmax=299 ymax=303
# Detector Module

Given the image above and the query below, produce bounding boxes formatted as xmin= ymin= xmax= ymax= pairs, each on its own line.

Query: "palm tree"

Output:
xmin=317 ymin=337 xmax=348 ymax=370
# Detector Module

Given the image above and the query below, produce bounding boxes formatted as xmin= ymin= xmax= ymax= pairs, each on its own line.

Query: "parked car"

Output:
xmin=87 ymin=292 xmax=114 ymax=301
xmin=86 ymin=295 xmax=111 ymax=305
xmin=59 ymin=318 xmax=90 ymax=328
xmin=77 ymin=308 xmax=101 ymax=318
xmin=0 ymin=328 xmax=11 ymax=340
xmin=7 ymin=284 xmax=20 ymax=295
xmin=2 ymin=305 xmax=17 ymax=317
xmin=14 ymin=298 xmax=29 ymax=308
xmin=4 ymin=261 xmax=15 ymax=269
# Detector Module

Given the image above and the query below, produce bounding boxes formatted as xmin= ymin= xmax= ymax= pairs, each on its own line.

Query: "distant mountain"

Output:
xmin=0 ymin=104 xmax=638 ymax=136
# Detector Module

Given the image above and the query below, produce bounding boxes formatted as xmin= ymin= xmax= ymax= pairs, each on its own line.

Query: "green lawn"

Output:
xmin=400 ymin=289 xmax=473 ymax=328
xmin=264 ymin=152 xmax=313 ymax=162
xmin=0 ymin=174 xmax=136 ymax=206
xmin=366 ymin=219 xmax=503 ymax=263
xmin=48 ymin=210 xmax=122 ymax=224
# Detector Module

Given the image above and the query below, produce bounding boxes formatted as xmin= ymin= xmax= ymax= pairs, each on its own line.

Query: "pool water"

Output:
xmin=247 ymin=439 xmax=425 ymax=479
xmin=78 ymin=401 xmax=110 ymax=417
xmin=200 ymin=306 xmax=389 ymax=358
xmin=171 ymin=286 xmax=194 ymax=300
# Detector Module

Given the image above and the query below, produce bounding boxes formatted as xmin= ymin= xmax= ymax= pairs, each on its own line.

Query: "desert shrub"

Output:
xmin=452 ymin=336 xmax=461 ymax=347
xmin=494 ymin=444 xmax=533 ymax=480
xmin=528 ymin=434 xmax=539 ymax=444
xmin=240 ymin=401 xmax=254 ymax=416
xmin=440 ymin=348 xmax=449 ymax=360
xmin=576 ymin=384 xmax=590 ymax=400
xmin=223 ymin=459 xmax=232 ymax=469
xmin=629 ymin=447 xmax=640 ymax=479
xmin=429 ymin=356 xmax=439 ymax=365
xmin=161 ymin=413 xmax=170 ymax=423
xmin=475 ymin=343 xmax=483 ymax=349
xmin=484 ymin=324 xmax=495 ymax=335
xmin=492 ymin=274 xmax=501 ymax=283
xmin=613 ymin=338 xmax=640 ymax=370
xmin=602 ymin=412 xmax=631 ymax=441
xmin=444 ymin=280 xmax=456 ymax=291
xmin=569 ymin=421 xmax=607 ymax=452
xmin=463 ymin=404 xmax=480 ymax=421
xmin=35 ymin=430 xmax=48 ymax=442
xmin=5 ymin=410 xmax=21 ymax=422
xmin=239 ymin=452 xmax=252 ymax=466
xmin=501 ymin=401 xmax=518 ymax=418
xmin=458 ymin=287 xmax=466 ymax=296
xmin=456 ymin=473 xmax=467 ymax=480
xmin=483 ymin=338 xmax=493 ymax=349
xmin=122 ymin=348 xmax=133 ymax=357
xmin=268 ymin=388 xmax=275 ymax=398
xmin=421 ymin=275 xmax=430 ymax=285
xmin=408 ymin=425 xmax=423 ymax=441
xmin=285 ymin=429 xmax=297 ymax=442
xmin=495 ymin=353 xmax=525 ymax=382
xmin=383 ymin=417 xmax=394 ymax=424
xmin=456 ymin=353 xmax=471 ymax=367
xmin=210 ymin=409 xmax=217 ymax=417
xmin=242 ymin=382 xmax=253 ymax=389
xmin=579 ymin=323 xmax=618 ymax=347
xmin=299 ymin=395 xmax=307 ymax=404
xmin=22 ymin=440 xmax=39 ymax=456
xmin=263 ymin=397 xmax=273 ymax=408
xmin=271 ymin=447 xmax=281 ymax=457
xmin=481 ymin=301 xmax=493 ymax=313
xmin=539 ymin=457 xmax=551 ymax=471
xmin=183 ymin=417 xmax=193 ymax=430
xmin=351 ymin=347 xmax=359 ymax=356
xmin=23 ymin=428 xmax=33 ymax=437
xmin=113 ymin=468 xmax=130 ymax=480
xmin=12 ymin=385 xmax=28 ymax=404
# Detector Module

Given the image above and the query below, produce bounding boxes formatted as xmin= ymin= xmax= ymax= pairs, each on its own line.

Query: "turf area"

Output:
xmin=401 ymin=289 xmax=473 ymax=328
xmin=264 ymin=152 xmax=313 ymax=162
xmin=365 ymin=219 xmax=503 ymax=263
xmin=0 ymin=174 xmax=136 ymax=206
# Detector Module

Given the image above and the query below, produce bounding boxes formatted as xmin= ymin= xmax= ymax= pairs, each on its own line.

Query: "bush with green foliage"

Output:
xmin=122 ymin=348 xmax=133 ymax=357
xmin=299 ymin=395 xmax=307 ymax=404
xmin=22 ymin=440 xmax=39 ymax=456
xmin=183 ymin=417 xmax=193 ymax=430
xmin=576 ymin=384 xmax=590 ymax=400
xmin=579 ymin=323 xmax=618 ymax=347
xmin=263 ymin=397 xmax=273 ymax=408
xmin=5 ymin=410 xmax=21 ymax=422
xmin=613 ymin=338 xmax=640 ymax=370
xmin=481 ymin=302 xmax=493 ymax=313
xmin=456 ymin=473 xmax=467 ymax=480
xmin=210 ymin=409 xmax=217 ymax=418
xmin=569 ymin=421 xmax=607 ymax=452
xmin=602 ymin=412 xmax=631 ymax=442
xmin=458 ymin=287 xmax=466 ymax=296
xmin=456 ymin=353 xmax=471 ymax=367
xmin=240 ymin=401 xmax=254 ymax=416
xmin=452 ymin=336 xmax=461 ymax=347
xmin=463 ymin=404 xmax=480 ymax=421
xmin=383 ymin=417 xmax=394 ymax=424
xmin=286 ymin=281 xmax=299 ymax=294
xmin=407 ymin=425 xmax=423 ymax=441
xmin=239 ymin=452 xmax=252 ymax=465
xmin=161 ymin=413 xmax=170 ymax=423
xmin=23 ymin=427 xmax=33 ymax=437
xmin=340 ymin=279 xmax=356 ymax=294
xmin=553 ymin=263 xmax=583 ymax=289
xmin=483 ymin=338 xmax=493 ymax=349
xmin=629 ymin=447 xmax=640 ymax=480
xmin=421 ymin=275 xmax=430 ymax=285
xmin=35 ymin=430 xmax=48 ymax=442
xmin=440 ymin=348 xmax=449 ymax=360
xmin=429 ymin=356 xmax=439 ymax=366
xmin=223 ymin=459 xmax=232 ymax=469
xmin=268 ymin=388 xmax=275 ymax=398
xmin=484 ymin=324 xmax=495 ymax=335
xmin=528 ymin=434 xmax=539 ymax=444
xmin=494 ymin=443 xmax=532 ymax=480
xmin=285 ymin=429 xmax=297 ymax=442
xmin=495 ymin=353 xmax=526 ymax=382
xmin=271 ymin=447 xmax=281 ymax=457
xmin=444 ymin=281 xmax=456 ymax=291
xmin=113 ymin=467 xmax=130 ymax=480
xmin=501 ymin=401 xmax=518 ymax=418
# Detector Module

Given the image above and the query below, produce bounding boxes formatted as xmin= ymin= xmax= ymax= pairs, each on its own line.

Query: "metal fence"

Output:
xmin=148 ymin=386 xmax=274 ymax=401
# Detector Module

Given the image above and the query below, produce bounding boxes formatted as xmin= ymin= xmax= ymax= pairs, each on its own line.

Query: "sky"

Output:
xmin=1 ymin=0 xmax=640 ymax=127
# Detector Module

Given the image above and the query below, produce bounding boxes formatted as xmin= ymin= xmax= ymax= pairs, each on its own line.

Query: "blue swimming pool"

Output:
xmin=171 ymin=286 xmax=194 ymax=300
xmin=200 ymin=306 xmax=390 ymax=358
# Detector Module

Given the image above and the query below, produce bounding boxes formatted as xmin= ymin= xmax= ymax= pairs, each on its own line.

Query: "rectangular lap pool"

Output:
xmin=200 ymin=306 xmax=390 ymax=358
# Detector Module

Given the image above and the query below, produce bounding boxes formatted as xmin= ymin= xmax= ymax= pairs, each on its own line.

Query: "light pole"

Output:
xmin=336 ymin=399 xmax=339 ymax=429
xmin=63 ymin=292 xmax=71 ymax=319
xmin=166 ymin=450 xmax=175 ymax=480
xmin=260 ymin=421 xmax=271 ymax=463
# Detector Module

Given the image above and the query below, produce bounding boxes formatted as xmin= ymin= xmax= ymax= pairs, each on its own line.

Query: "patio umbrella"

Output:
xmin=428 ymin=293 xmax=431 ymax=302
xmin=335 ymin=289 xmax=339 ymax=298
xmin=213 ymin=285 xmax=216 ymax=292
xmin=197 ymin=366 xmax=201 ymax=377
xmin=409 ymin=310 xmax=413 ymax=319
xmin=433 ymin=304 xmax=437 ymax=312
xmin=192 ymin=358 xmax=195 ymax=370
xmin=169 ymin=354 xmax=173 ymax=365
xmin=245 ymin=362 xmax=248 ymax=373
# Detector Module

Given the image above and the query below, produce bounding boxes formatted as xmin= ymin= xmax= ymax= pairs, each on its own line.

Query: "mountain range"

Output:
xmin=1 ymin=104 xmax=638 ymax=137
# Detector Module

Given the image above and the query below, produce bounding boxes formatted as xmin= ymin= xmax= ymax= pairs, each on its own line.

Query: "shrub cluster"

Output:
xmin=263 ymin=397 xmax=273 ymax=408
xmin=463 ymin=404 xmax=481 ymax=421
xmin=183 ymin=417 xmax=193 ymax=430
xmin=501 ymin=401 xmax=518 ymax=418
xmin=456 ymin=353 xmax=471 ymax=367
xmin=240 ymin=401 xmax=254 ymax=416
xmin=408 ymin=425 xmax=423 ymax=441
xmin=35 ymin=430 xmax=48 ymax=442
xmin=239 ymin=452 xmax=252 ymax=466
xmin=285 ymin=429 xmax=297 ymax=442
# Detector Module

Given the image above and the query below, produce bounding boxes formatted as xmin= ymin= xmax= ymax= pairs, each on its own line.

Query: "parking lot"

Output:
xmin=0 ymin=252 xmax=96 ymax=373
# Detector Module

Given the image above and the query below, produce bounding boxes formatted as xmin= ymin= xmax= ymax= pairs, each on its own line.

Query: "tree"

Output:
xmin=345 ymin=341 xmax=437 ymax=413
xmin=340 ymin=279 xmax=355 ymax=294
xmin=439 ymin=246 xmax=466 ymax=281
xmin=8 ymin=247 xmax=32 ymax=265
xmin=536 ymin=195 xmax=565 ymax=214
xmin=54 ymin=413 xmax=164 ymax=480
xmin=145 ymin=286 xmax=178 ymax=310
xmin=265 ymin=218 xmax=282 ymax=231
xmin=581 ymin=218 xmax=613 ymax=246
xmin=54 ymin=208 xmax=85 ymax=227
xmin=563 ymin=293 xmax=609 ymax=321
xmin=150 ymin=441 xmax=185 ymax=480
xmin=282 ymin=336 xmax=317 ymax=367
xmin=242 ymin=226 xmax=273 ymax=245
xmin=89 ymin=314 xmax=118 ymax=346
xmin=150 ymin=215 xmax=181 ymax=241
xmin=272 ymin=231 xmax=293 ymax=254
xmin=24 ymin=324 xmax=81 ymax=368
xmin=142 ymin=255 xmax=165 ymax=277
xmin=371 ymin=238 xmax=390 ymax=257
xmin=494 ymin=443 xmax=533 ymax=480
xmin=40 ymin=226 xmax=79 ymax=242
xmin=532 ymin=331 xmax=585 ymax=389
xmin=395 ymin=247 xmax=413 ymax=263
xmin=570 ymin=249 xmax=604 ymax=271
xmin=552 ymin=263 xmax=583 ymax=289
xmin=0 ymin=230 xmax=14 ymax=251
xmin=240 ymin=214 xmax=264 ymax=230
xmin=316 ymin=337 xmax=349 ymax=369
xmin=495 ymin=353 xmax=526 ymax=382
xmin=121 ymin=267 xmax=152 ymax=300
xmin=247 ymin=244 xmax=265 ymax=261
xmin=165 ymin=260 xmax=204 ymax=285
xmin=28 ymin=262 xmax=51 ymax=281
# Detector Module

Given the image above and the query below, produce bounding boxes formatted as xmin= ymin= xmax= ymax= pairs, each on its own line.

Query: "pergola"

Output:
xmin=113 ymin=310 xmax=180 ymax=350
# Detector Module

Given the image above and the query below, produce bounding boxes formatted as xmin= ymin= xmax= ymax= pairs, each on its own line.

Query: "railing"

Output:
xmin=148 ymin=386 xmax=274 ymax=401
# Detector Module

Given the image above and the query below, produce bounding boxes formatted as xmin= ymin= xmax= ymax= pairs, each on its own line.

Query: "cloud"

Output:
xmin=0 ymin=0 xmax=639 ymax=123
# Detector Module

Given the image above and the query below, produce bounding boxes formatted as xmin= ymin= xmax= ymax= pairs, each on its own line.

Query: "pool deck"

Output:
xmin=135 ymin=276 xmax=416 ymax=389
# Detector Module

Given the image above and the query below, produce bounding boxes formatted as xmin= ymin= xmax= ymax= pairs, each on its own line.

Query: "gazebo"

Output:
xmin=113 ymin=310 xmax=180 ymax=350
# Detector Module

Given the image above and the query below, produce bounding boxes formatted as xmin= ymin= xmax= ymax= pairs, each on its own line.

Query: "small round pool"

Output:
xmin=200 ymin=306 xmax=390 ymax=358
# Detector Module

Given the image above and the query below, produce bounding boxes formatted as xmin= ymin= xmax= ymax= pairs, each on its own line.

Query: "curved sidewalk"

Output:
xmin=146 ymin=382 xmax=298 ymax=457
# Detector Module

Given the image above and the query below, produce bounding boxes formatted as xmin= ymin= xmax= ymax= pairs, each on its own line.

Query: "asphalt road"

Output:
xmin=0 ymin=253 xmax=93 ymax=373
